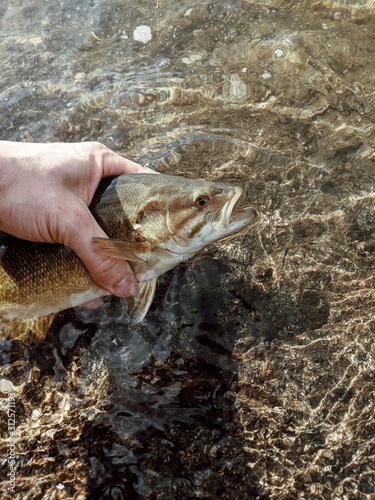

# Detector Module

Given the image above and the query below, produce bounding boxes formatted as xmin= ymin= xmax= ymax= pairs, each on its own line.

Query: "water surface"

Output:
xmin=0 ymin=1 xmax=374 ymax=498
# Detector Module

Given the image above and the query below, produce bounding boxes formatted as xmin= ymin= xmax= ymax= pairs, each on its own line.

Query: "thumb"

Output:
xmin=62 ymin=209 xmax=137 ymax=297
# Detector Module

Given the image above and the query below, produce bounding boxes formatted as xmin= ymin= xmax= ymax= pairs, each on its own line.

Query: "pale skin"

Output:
xmin=0 ymin=140 xmax=155 ymax=298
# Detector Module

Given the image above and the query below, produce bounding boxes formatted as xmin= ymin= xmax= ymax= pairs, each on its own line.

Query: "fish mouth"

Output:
xmin=230 ymin=205 xmax=258 ymax=225
xmin=212 ymin=187 xmax=258 ymax=231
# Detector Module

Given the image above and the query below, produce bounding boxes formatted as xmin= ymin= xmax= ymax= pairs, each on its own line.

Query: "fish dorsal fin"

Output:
xmin=125 ymin=279 xmax=157 ymax=324
xmin=92 ymin=237 xmax=149 ymax=263
xmin=0 ymin=314 xmax=56 ymax=345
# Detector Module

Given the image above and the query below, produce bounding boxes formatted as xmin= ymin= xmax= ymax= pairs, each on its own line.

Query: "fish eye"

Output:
xmin=194 ymin=195 xmax=210 ymax=207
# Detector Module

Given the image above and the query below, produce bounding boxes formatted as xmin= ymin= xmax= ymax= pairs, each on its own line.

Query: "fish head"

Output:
xmin=131 ymin=175 xmax=258 ymax=254
xmin=91 ymin=174 xmax=258 ymax=323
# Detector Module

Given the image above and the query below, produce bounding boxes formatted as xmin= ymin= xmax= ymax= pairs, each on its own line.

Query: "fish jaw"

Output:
xmin=212 ymin=186 xmax=243 ymax=231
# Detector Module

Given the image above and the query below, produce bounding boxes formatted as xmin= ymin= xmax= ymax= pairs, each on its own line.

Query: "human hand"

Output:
xmin=0 ymin=141 xmax=154 ymax=297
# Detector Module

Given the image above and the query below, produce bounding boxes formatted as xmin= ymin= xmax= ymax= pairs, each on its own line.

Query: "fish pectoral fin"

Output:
xmin=92 ymin=237 xmax=149 ymax=263
xmin=0 ymin=314 xmax=56 ymax=345
xmin=124 ymin=279 xmax=157 ymax=324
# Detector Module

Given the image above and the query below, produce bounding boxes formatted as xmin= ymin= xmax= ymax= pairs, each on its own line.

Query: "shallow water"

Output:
xmin=0 ymin=0 xmax=375 ymax=498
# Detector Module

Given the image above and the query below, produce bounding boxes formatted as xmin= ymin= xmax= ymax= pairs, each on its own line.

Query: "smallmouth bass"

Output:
xmin=0 ymin=173 xmax=258 ymax=343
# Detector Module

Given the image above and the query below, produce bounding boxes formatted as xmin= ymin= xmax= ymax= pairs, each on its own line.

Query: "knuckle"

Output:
xmin=88 ymin=141 xmax=109 ymax=154
xmin=94 ymin=255 xmax=118 ymax=279
xmin=91 ymin=255 xmax=129 ymax=292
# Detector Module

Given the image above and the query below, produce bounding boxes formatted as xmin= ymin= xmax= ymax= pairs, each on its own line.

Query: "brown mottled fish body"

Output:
xmin=1 ymin=174 xmax=258 ymax=343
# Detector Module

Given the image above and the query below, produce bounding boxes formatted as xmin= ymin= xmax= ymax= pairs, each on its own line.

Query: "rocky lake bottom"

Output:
xmin=0 ymin=0 xmax=374 ymax=498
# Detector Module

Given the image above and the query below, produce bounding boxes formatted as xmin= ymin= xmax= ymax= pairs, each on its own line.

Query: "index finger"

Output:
xmin=98 ymin=143 xmax=157 ymax=177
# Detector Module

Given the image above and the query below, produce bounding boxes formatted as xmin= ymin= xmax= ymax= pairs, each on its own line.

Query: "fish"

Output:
xmin=0 ymin=173 xmax=258 ymax=344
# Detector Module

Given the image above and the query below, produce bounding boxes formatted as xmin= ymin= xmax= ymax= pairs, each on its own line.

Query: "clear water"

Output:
xmin=0 ymin=1 xmax=374 ymax=498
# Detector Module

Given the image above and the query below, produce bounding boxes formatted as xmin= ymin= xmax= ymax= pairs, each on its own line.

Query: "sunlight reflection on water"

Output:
xmin=0 ymin=1 xmax=375 ymax=498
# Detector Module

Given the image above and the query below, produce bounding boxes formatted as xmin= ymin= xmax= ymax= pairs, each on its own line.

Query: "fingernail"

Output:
xmin=113 ymin=274 xmax=137 ymax=297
